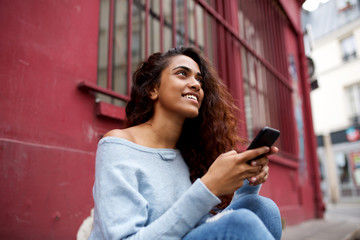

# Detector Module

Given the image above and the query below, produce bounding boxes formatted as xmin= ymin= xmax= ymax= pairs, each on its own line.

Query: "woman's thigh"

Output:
xmin=183 ymin=209 xmax=275 ymax=240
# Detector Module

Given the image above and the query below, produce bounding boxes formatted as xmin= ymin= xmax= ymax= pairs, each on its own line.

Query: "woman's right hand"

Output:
xmin=200 ymin=147 xmax=270 ymax=197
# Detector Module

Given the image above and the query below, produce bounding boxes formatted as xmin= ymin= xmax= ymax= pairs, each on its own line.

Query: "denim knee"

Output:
xmin=227 ymin=195 xmax=282 ymax=240
xmin=184 ymin=209 xmax=275 ymax=240
xmin=222 ymin=209 xmax=261 ymax=228
xmin=220 ymin=209 xmax=275 ymax=239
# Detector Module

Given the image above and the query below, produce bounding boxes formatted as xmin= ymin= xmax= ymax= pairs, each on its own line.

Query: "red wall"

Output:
xmin=0 ymin=0 xmax=321 ymax=239
xmin=0 ymin=1 xmax=121 ymax=239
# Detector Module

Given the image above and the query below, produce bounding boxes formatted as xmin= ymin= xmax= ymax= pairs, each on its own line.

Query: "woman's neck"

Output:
xmin=133 ymin=115 xmax=184 ymax=149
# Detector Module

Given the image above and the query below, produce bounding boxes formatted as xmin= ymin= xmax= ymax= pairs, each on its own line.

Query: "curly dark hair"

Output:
xmin=125 ymin=46 xmax=244 ymax=208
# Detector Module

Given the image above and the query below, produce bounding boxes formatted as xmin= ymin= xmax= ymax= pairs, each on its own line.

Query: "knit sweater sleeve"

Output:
xmin=89 ymin=140 xmax=221 ymax=240
xmin=230 ymin=179 xmax=261 ymax=204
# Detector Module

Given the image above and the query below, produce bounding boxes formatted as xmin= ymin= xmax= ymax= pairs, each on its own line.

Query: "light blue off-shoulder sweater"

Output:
xmin=89 ymin=137 xmax=260 ymax=240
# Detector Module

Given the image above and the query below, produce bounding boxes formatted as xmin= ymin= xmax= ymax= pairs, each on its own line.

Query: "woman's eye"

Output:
xmin=177 ymin=71 xmax=187 ymax=77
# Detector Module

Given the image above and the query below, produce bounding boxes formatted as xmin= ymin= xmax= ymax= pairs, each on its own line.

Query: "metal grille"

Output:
xmin=237 ymin=0 xmax=296 ymax=156
xmin=93 ymin=0 xmax=298 ymax=159
xmin=95 ymin=0 xmax=216 ymax=107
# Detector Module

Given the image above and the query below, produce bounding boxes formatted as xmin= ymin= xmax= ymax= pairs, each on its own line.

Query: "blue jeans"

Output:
xmin=183 ymin=194 xmax=282 ymax=240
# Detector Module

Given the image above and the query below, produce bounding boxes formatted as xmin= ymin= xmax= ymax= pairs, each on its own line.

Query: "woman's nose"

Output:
xmin=189 ymin=77 xmax=201 ymax=91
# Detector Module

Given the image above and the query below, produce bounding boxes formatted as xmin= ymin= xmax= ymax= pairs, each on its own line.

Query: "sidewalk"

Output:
xmin=281 ymin=202 xmax=360 ymax=240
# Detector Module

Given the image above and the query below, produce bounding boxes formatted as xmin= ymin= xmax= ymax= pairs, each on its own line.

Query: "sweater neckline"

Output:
xmin=100 ymin=136 xmax=181 ymax=161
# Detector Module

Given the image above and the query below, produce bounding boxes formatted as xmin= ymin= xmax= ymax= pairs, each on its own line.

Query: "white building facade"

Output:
xmin=303 ymin=0 xmax=360 ymax=203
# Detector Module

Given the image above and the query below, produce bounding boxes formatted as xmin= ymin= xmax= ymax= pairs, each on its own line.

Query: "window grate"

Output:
xmin=80 ymin=0 xmax=299 ymax=161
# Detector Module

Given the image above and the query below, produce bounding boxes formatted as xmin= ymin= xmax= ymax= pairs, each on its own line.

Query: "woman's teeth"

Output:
xmin=184 ymin=95 xmax=197 ymax=101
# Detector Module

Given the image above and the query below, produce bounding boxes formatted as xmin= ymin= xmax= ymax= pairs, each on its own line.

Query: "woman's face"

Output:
xmin=151 ymin=55 xmax=204 ymax=120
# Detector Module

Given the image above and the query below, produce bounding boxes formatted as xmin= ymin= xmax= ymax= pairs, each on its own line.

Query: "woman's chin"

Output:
xmin=185 ymin=110 xmax=200 ymax=119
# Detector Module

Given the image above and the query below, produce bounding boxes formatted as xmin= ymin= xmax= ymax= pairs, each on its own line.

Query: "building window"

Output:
xmin=238 ymin=0 xmax=297 ymax=157
xmin=97 ymin=0 xmax=130 ymax=107
xmin=341 ymin=35 xmax=357 ymax=62
xmin=95 ymin=0 xmax=213 ymax=108
xmin=346 ymin=82 xmax=360 ymax=125
xmin=82 ymin=0 xmax=299 ymax=162
xmin=78 ymin=0 xmax=218 ymax=120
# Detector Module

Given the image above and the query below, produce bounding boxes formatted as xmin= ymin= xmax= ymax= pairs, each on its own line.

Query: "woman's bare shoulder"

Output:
xmin=103 ymin=128 xmax=135 ymax=142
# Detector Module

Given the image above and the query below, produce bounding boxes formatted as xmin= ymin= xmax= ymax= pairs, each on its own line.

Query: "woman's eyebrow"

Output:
xmin=172 ymin=66 xmax=201 ymax=76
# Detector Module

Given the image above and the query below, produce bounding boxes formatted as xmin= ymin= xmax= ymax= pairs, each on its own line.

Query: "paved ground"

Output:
xmin=282 ymin=201 xmax=360 ymax=240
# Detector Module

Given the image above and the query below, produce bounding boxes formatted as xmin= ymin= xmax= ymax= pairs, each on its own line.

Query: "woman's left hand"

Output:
xmin=247 ymin=146 xmax=278 ymax=186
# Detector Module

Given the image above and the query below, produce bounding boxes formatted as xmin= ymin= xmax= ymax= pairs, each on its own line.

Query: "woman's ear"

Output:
xmin=149 ymin=87 xmax=158 ymax=100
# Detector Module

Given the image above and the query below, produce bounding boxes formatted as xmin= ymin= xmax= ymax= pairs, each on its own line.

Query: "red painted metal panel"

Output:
xmin=96 ymin=101 xmax=126 ymax=120
xmin=172 ymin=0 xmax=176 ymax=47
xmin=160 ymin=0 xmax=164 ymax=52
xmin=226 ymin=0 xmax=247 ymax=137
xmin=224 ymin=1 xmax=233 ymax=88
xmin=214 ymin=0 xmax=227 ymax=83
xmin=107 ymin=0 xmax=115 ymax=90
xmin=127 ymin=0 xmax=133 ymax=95
xmin=0 ymin=139 xmax=95 ymax=239
xmin=203 ymin=9 xmax=208 ymax=57
xmin=210 ymin=0 xmax=218 ymax=70
xmin=279 ymin=0 xmax=304 ymax=34
xmin=184 ymin=0 xmax=189 ymax=46
xmin=0 ymin=1 xmax=118 ymax=238
xmin=78 ymin=81 xmax=130 ymax=101
xmin=145 ymin=0 xmax=149 ymax=58
xmin=194 ymin=1 xmax=198 ymax=47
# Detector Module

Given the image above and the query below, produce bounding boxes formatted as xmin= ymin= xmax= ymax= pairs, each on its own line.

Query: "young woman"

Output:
xmin=89 ymin=47 xmax=282 ymax=240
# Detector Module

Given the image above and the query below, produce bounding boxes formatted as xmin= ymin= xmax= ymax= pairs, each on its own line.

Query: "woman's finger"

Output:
xmin=267 ymin=146 xmax=279 ymax=156
xmin=249 ymin=165 xmax=269 ymax=185
xmin=249 ymin=155 xmax=269 ymax=168
xmin=234 ymin=147 xmax=270 ymax=164
xmin=223 ymin=149 xmax=238 ymax=156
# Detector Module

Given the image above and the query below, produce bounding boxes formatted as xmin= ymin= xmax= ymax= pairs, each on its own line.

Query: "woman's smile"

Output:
xmin=182 ymin=93 xmax=199 ymax=103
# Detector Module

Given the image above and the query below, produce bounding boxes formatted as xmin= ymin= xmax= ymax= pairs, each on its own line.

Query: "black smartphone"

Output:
xmin=247 ymin=126 xmax=280 ymax=163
